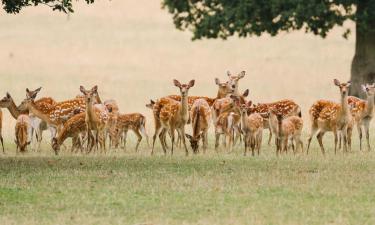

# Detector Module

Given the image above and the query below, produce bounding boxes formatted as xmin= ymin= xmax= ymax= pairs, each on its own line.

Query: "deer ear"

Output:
xmin=247 ymin=101 xmax=252 ymax=107
xmin=185 ymin=134 xmax=193 ymax=140
xmin=242 ymin=89 xmax=249 ymax=97
xmin=188 ymin=80 xmax=195 ymax=88
xmin=227 ymin=71 xmax=231 ymax=77
xmin=346 ymin=81 xmax=351 ymax=87
xmin=361 ymin=84 xmax=367 ymax=92
xmin=92 ymin=85 xmax=98 ymax=92
xmin=6 ymin=92 xmax=11 ymax=98
xmin=173 ymin=79 xmax=181 ymax=88
xmin=333 ymin=79 xmax=341 ymax=86
xmin=79 ymin=86 xmax=86 ymax=94
xmin=26 ymin=88 xmax=30 ymax=93
xmin=150 ymin=99 xmax=155 ymax=104
xmin=35 ymin=87 xmax=42 ymax=93
xmin=239 ymin=71 xmax=246 ymax=78
xmin=215 ymin=78 xmax=220 ymax=85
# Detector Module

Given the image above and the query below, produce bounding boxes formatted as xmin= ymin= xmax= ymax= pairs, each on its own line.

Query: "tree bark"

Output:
xmin=350 ymin=1 xmax=375 ymax=98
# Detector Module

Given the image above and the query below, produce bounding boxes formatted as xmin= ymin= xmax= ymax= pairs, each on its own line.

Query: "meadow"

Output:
xmin=1 ymin=0 xmax=374 ymax=225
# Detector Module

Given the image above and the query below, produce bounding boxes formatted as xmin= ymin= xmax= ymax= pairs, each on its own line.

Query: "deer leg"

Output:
xmin=139 ymin=123 xmax=150 ymax=148
xmin=202 ymin=131 xmax=208 ymax=154
xmin=134 ymin=129 xmax=143 ymax=152
xmin=317 ymin=131 xmax=326 ymax=155
xmin=180 ymin=128 xmax=189 ymax=156
xmin=307 ymin=124 xmax=318 ymax=154
xmin=342 ymin=126 xmax=348 ymax=153
xmin=152 ymin=125 xmax=162 ymax=155
xmin=347 ymin=126 xmax=352 ymax=152
xmin=215 ymin=132 xmax=220 ymax=152
xmin=364 ymin=120 xmax=371 ymax=151
xmin=357 ymin=123 xmax=363 ymax=151
xmin=333 ymin=129 xmax=338 ymax=154
xmin=170 ymin=128 xmax=176 ymax=156
xmin=268 ymin=128 xmax=272 ymax=146
xmin=243 ymin=133 xmax=248 ymax=156
xmin=122 ymin=130 xmax=128 ymax=151
xmin=0 ymin=134 xmax=4 ymax=154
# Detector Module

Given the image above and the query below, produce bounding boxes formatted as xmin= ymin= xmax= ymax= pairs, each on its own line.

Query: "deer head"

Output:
xmin=227 ymin=71 xmax=245 ymax=93
xmin=361 ymin=83 xmax=375 ymax=97
xmin=185 ymin=133 xmax=203 ymax=153
xmin=173 ymin=79 xmax=195 ymax=97
xmin=80 ymin=85 xmax=98 ymax=104
xmin=146 ymin=99 xmax=156 ymax=109
xmin=0 ymin=92 xmax=12 ymax=108
xmin=26 ymin=87 xmax=42 ymax=100
xmin=51 ymin=137 xmax=60 ymax=152
xmin=15 ymin=138 xmax=31 ymax=152
xmin=333 ymin=79 xmax=351 ymax=97
xmin=215 ymin=78 xmax=231 ymax=97
xmin=18 ymin=87 xmax=42 ymax=111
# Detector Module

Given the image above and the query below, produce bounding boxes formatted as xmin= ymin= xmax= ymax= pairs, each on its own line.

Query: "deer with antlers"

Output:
xmin=307 ymin=79 xmax=352 ymax=155
xmin=79 ymin=85 xmax=109 ymax=153
xmin=151 ymin=79 xmax=195 ymax=156
xmin=15 ymin=115 xmax=31 ymax=153
xmin=185 ymin=98 xmax=212 ymax=153
xmin=239 ymin=103 xmax=264 ymax=156
xmin=111 ymin=113 xmax=149 ymax=151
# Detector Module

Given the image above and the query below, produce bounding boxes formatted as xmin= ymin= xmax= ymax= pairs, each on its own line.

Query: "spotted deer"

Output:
xmin=79 ymin=85 xmax=109 ymax=153
xmin=307 ymin=79 xmax=352 ymax=155
xmin=111 ymin=113 xmax=149 ymax=151
xmin=51 ymin=112 xmax=89 ymax=154
xmin=152 ymin=79 xmax=195 ymax=156
xmin=239 ymin=103 xmax=263 ymax=156
xmin=15 ymin=115 xmax=31 ymax=153
xmin=247 ymin=99 xmax=301 ymax=146
xmin=104 ymin=99 xmax=120 ymax=148
xmin=346 ymin=83 xmax=375 ymax=151
xmin=185 ymin=98 xmax=212 ymax=153
xmin=214 ymin=95 xmax=242 ymax=152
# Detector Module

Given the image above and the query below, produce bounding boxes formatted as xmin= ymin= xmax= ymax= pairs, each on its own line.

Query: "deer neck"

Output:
xmin=277 ymin=120 xmax=283 ymax=137
xmin=86 ymin=100 xmax=98 ymax=124
xmin=27 ymin=102 xmax=55 ymax=126
xmin=95 ymin=94 xmax=102 ymax=104
xmin=365 ymin=94 xmax=374 ymax=116
xmin=241 ymin=112 xmax=248 ymax=131
xmin=7 ymin=99 xmax=21 ymax=119
xmin=179 ymin=94 xmax=189 ymax=121
xmin=340 ymin=93 xmax=349 ymax=116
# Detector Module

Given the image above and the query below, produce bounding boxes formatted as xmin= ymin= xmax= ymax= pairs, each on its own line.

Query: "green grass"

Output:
xmin=1 ymin=136 xmax=375 ymax=225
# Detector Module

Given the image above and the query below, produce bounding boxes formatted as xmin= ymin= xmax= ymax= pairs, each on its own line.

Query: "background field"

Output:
xmin=1 ymin=1 xmax=373 ymax=225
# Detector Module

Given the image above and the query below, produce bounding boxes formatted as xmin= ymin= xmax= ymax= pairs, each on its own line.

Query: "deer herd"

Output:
xmin=0 ymin=71 xmax=373 ymax=156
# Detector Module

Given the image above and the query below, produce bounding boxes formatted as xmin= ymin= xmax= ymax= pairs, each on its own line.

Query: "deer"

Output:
xmin=104 ymin=99 xmax=120 ymax=148
xmin=239 ymin=103 xmax=263 ymax=156
xmin=247 ymin=99 xmax=301 ymax=146
xmin=111 ymin=113 xmax=149 ymax=151
xmin=346 ymin=83 xmax=375 ymax=151
xmin=79 ymin=85 xmax=109 ymax=153
xmin=51 ymin=112 xmax=89 ymax=154
xmin=185 ymin=98 xmax=212 ymax=154
xmin=226 ymin=70 xmax=246 ymax=95
xmin=15 ymin=115 xmax=31 ymax=153
xmin=151 ymin=79 xmax=195 ymax=156
xmin=214 ymin=95 xmax=242 ymax=152
xmin=307 ymin=79 xmax=352 ymax=155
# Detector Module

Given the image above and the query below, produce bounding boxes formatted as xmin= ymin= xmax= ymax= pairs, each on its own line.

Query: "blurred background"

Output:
xmin=0 ymin=0 xmax=354 ymax=138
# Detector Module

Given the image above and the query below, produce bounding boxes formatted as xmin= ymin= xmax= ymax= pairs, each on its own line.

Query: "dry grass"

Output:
xmin=0 ymin=1 xmax=370 ymax=225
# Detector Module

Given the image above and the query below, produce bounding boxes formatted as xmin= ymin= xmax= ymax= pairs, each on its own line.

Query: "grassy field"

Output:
xmin=1 ymin=0 xmax=374 ymax=225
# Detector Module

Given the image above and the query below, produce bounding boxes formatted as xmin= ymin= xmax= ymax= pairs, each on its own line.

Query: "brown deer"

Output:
xmin=239 ymin=103 xmax=263 ymax=156
xmin=51 ymin=112 xmax=89 ymax=154
xmin=79 ymin=85 xmax=109 ymax=153
xmin=111 ymin=113 xmax=149 ymax=151
xmin=15 ymin=115 xmax=31 ymax=153
xmin=247 ymin=99 xmax=301 ymax=146
xmin=307 ymin=79 xmax=352 ymax=155
xmin=185 ymin=98 xmax=212 ymax=153
xmin=104 ymin=99 xmax=120 ymax=148
xmin=346 ymin=83 xmax=375 ymax=151
xmin=214 ymin=95 xmax=242 ymax=152
xmin=151 ymin=79 xmax=195 ymax=156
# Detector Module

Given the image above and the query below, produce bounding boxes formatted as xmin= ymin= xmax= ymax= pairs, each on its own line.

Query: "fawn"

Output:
xmin=239 ymin=103 xmax=263 ymax=156
xmin=15 ymin=115 xmax=31 ymax=153
xmin=307 ymin=79 xmax=352 ymax=155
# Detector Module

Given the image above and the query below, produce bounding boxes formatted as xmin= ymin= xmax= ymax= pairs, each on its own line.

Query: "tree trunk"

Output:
xmin=350 ymin=1 xmax=375 ymax=98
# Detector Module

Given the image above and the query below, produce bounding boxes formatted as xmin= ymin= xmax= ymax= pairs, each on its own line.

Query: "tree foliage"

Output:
xmin=162 ymin=0 xmax=375 ymax=40
xmin=2 ymin=0 xmax=94 ymax=13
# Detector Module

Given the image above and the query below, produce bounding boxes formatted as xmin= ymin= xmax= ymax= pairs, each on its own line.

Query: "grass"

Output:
xmin=1 ymin=135 xmax=375 ymax=225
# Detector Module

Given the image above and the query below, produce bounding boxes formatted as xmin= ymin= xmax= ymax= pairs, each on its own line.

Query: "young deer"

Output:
xmin=79 ymin=85 xmax=109 ymax=153
xmin=104 ymin=99 xmax=120 ymax=148
xmin=51 ymin=112 xmax=88 ymax=154
xmin=152 ymin=79 xmax=195 ymax=156
xmin=307 ymin=79 xmax=352 ymax=155
xmin=214 ymin=95 xmax=242 ymax=152
xmin=15 ymin=115 xmax=31 ymax=153
xmin=185 ymin=98 xmax=212 ymax=153
xmin=111 ymin=113 xmax=149 ymax=151
xmin=227 ymin=71 xmax=246 ymax=95
xmin=239 ymin=103 xmax=263 ymax=156
xmin=347 ymin=83 xmax=375 ymax=151
xmin=247 ymin=99 xmax=301 ymax=146
xmin=268 ymin=109 xmax=303 ymax=155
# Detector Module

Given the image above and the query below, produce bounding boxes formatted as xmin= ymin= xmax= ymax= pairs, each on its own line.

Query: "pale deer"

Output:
xmin=151 ymin=79 xmax=195 ymax=156
xmin=239 ymin=103 xmax=263 ymax=156
xmin=79 ymin=86 xmax=109 ymax=153
xmin=111 ymin=113 xmax=149 ymax=151
xmin=214 ymin=95 xmax=242 ymax=152
xmin=212 ymin=89 xmax=249 ymax=124
xmin=104 ymin=99 xmax=120 ymax=148
xmin=346 ymin=83 xmax=375 ymax=151
xmin=185 ymin=98 xmax=212 ymax=153
xmin=227 ymin=71 xmax=246 ymax=95
xmin=51 ymin=112 xmax=89 ymax=154
xmin=15 ymin=115 xmax=31 ymax=153
xmin=247 ymin=99 xmax=301 ymax=146
xmin=307 ymin=79 xmax=352 ymax=155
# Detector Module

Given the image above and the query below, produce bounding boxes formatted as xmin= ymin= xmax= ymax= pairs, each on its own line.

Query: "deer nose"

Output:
xmin=232 ymin=85 xmax=235 ymax=89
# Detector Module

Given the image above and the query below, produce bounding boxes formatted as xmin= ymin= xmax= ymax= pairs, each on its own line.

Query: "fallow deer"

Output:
xmin=151 ymin=79 xmax=195 ymax=156
xmin=307 ymin=79 xmax=352 ymax=155
xmin=15 ymin=115 xmax=31 ymax=153
xmin=79 ymin=85 xmax=109 ymax=153
xmin=185 ymin=98 xmax=212 ymax=153
xmin=239 ymin=103 xmax=263 ymax=156
xmin=346 ymin=83 xmax=375 ymax=151
xmin=227 ymin=71 xmax=246 ymax=95
xmin=111 ymin=113 xmax=149 ymax=151
xmin=104 ymin=99 xmax=120 ymax=148
xmin=247 ymin=99 xmax=301 ymax=146
xmin=51 ymin=112 xmax=89 ymax=154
